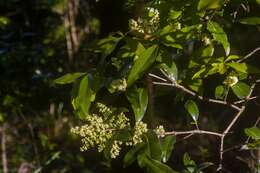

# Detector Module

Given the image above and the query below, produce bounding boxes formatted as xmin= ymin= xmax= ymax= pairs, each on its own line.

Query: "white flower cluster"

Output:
xmin=132 ymin=121 xmax=148 ymax=145
xmin=224 ymin=76 xmax=238 ymax=87
xmin=71 ymin=103 xmax=150 ymax=159
xmin=71 ymin=103 xmax=130 ymax=155
xmin=129 ymin=7 xmax=160 ymax=34
xmin=155 ymin=125 xmax=165 ymax=138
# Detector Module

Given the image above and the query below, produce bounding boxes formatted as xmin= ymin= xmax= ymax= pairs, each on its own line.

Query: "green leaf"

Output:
xmin=73 ymin=75 xmax=96 ymax=118
xmin=127 ymin=45 xmax=158 ymax=86
xmin=215 ymin=85 xmax=228 ymax=99
xmin=161 ymin=136 xmax=176 ymax=163
xmin=227 ymin=62 xmax=260 ymax=74
xmin=127 ymin=87 xmax=148 ymax=122
xmin=123 ymin=143 xmax=145 ymax=167
xmin=185 ymin=100 xmax=199 ymax=122
xmin=145 ymin=131 xmax=162 ymax=161
xmin=197 ymin=0 xmax=222 ymax=11
xmin=257 ymin=0 xmax=260 ymax=5
xmin=225 ymin=55 xmax=240 ymax=62
xmin=245 ymin=127 xmax=260 ymax=140
xmin=207 ymin=21 xmax=230 ymax=56
xmin=160 ymin=61 xmax=178 ymax=81
xmin=138 ymin=155 xmax=178 ymax=173
xmin=54 ymin=73 xmax=86 ymax=84
xmin=239 ymin=17 xmax=260 ymax=25
xmin=231 ymin=82 xmax=250 ymax=99
xmin=192 ymin=66 xmax=206 ymax=79
xmin=227 ymin=62 xmax=248 ymax=73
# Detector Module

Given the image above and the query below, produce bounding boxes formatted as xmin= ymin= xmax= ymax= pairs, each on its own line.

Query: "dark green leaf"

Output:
xmin=127 ymin=45 xmax=158 ymax=86
xmin=161 ymin=136 xmax=176 ymax=163
xmin=198 ymin=0 xmax=222 ymax=11
xmin=138 ymin=154 xmax=178 ymax=173
xmin=54 ymin=73 xmax=86 ymax=84
xmin=185 ymin=100 xmax=199 ymax=122
xmin=160 ymin=61 xmax=178 ymax=81
xmin=127 ymin=87 xmax=148 ymax=122
xmin=207 ymin=21 xmax=230 ymax=56
xmin=145 ymin=131 xmax=162 ymax=161
xmin=231 ymin=82 xmax=250 ymax=99
xmin=215 ymin=85 xmax=227 ymax=99
xmin=245 ymin=127 xmax=260 ymax=140
xmin=239 ymin=17 xmax=260 ymax=25
xmin=124 ymin=143 xmax=145 ymax=167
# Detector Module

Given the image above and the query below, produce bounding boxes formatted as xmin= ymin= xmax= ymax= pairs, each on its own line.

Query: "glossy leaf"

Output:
xmin=127 ymin=45 xmax=158 ymax=86
xmin=245 ymin=127 xmax=260 ymax=140
xmin=215 ymin=85 xmax=227 ymax=99
xmin=123 ymin=143 xmax=145 ymax=167
xmin=161 ymin=136 xmax=176 ymax=163
xmin=198 ymin=0 xmax=222 ymax=11
xmin=138 ymin=155 xmax=178 ymax=173
xmin=185 ymin=100 xmax=199 ymax=122
xmin=231 ymin=82 xmax=250 ymax=99
xmin=73 ymin=75 xmax=95 ymax=118
xmin=239 ymin=17 xmax=260 ymax=25
xmin=160 ymin=61 xmax=178 ymax=81
xmin=145 ymin=131 xmax=162 ymax=161
xmin=127 ymin=87 xmax=148 ymax=122
xmin=207 ymin=21 xmax=230 ymax=56
xmin=54 ymin=73 xmax=86 ymax=84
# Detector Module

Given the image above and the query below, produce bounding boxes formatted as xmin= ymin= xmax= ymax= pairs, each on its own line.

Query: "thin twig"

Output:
xmin=153 ymin=81 xmax=241 ymax=111
xmin=238 ymin=47 xmax=260 ymax=62
xmin=234 ymin=96 xmax=258 ymax=104
xmin=218 ymin=81 xmax=257 ymax=169
xmin=1 ymin=124 xmax=8 ymax=173
xmin=164 ymin=130 xmax=223 ymax=137
xmin=148 ymin=73 xmax=167 ymax=82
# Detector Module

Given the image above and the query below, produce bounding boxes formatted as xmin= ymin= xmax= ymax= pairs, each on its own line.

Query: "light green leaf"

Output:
xmin=127 ymin=87 xmax=148 ymax=122
xmin=227 ymin=62 xmax=260 ymax=74
xmin=197 ymin=0 xmax=222 ymax=11
xmin=245 ymin=127 xmax=260 ymax=140
xmin=215 ymin=85 xmax=227 ymax=99
xmin=54 ymin=73 xmax=86 ymax=84
xmin=225 ymin=55 xmax=240 ymax=62
xmin=257 ymin=0 xmax=260 ymax=5
xmin=160 ymin=62 xmax=178 ymax=81
xmin=239 ymin=17 xmax=260 ymax=25
xmin=123 ymin=143 xmax=145 ymax=167
xmin=74 ymin=75 xmax=95 ymax=118
xmin=192 ymin=66 xmax=206 ymax=79
xmin=207 ymin=21 xmax=230 ymax=56
xmin=127 ymin=45 xmax=158 ymax=86
xmin=161 ymin=136 xmax=176 ymax=163
xmin=185 ymin=100 xmax=199 ymax=122
xmin=227 ymin=62 xmax=248 ymax=73
xmin=169 ymin=10 xmax=182 ymax=20
xmin=231 ymin=82 xmax=250 ymax=99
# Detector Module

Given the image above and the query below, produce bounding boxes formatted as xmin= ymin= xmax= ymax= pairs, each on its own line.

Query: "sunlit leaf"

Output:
xmin=207 ymin=21 xmax=230 ymax=56
xmin=239 ymin=17 xmax=260 ymax=25
xmin=185 ymin=100 xmax=199 ymax=122
xmin=198 ymin=0 xmax=223 ymax=11
xmin=54 ymin=73 xmax=86 ymax=84
xmin=231 ymin=82 xmax=250 ymax=99
xmin=245 ymin=127 xmax=260 ymax=140
xmin=127 ymin=45 xmax=158 ymax=86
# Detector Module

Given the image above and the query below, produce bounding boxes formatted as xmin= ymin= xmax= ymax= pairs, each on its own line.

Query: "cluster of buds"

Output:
xmin=129 ymin=7 xmax=160 ymax=34
xmin=155 ymin=125 xmax=165 ymax=138
xmin=132 ymin=121 xmax=148 ymax=145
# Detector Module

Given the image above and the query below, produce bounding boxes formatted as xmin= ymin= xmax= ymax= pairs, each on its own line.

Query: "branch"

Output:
xmin=234 ymin=96 xmax=258 ymax=104
xmin=164 ymin=130 xmax=222 ymax=137
xmin=1 ymin=124 xmax=8 ymax=173
xmin=152 ymin=81 xmax=241 ymax=111
xmin=238 ymin=47 xmax=260 ymax=62
xmin=219 ymin=81 xmax=257 ymax=169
